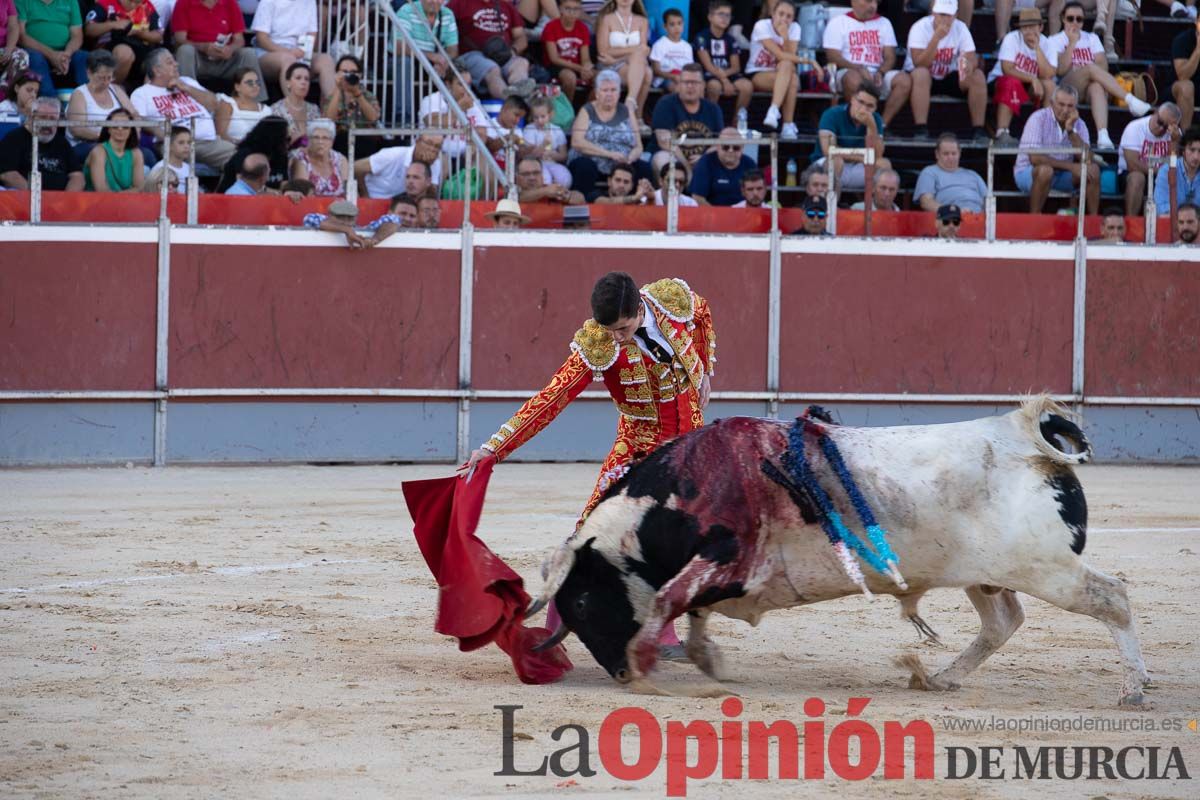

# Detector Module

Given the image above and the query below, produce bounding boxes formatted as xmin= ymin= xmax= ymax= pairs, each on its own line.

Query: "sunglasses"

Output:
xmin=720 ymin=145 xmax=742 ymax=152
xmin=806 ymin=209 xmax=827 ymax=219
xmin=940 ymin=218 xmax=962 ymax=226
xmin=1064 ymin=14 xmax=1084 ymax=21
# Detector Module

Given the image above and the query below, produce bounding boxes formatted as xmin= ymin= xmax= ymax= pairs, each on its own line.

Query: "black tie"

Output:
xmin=635 ymin=327 xmax=673 ymax=364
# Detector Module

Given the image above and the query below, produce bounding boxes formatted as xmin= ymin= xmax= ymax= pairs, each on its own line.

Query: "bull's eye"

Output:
xmin=574 ymin=592 xmax=588 ymax=620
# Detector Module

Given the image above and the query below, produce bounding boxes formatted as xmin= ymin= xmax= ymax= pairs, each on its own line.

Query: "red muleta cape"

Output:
xmin=402 ymin=460 xmax=572 ymax=684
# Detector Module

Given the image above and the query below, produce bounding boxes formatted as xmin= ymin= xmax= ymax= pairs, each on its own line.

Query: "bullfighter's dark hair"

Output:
xmin=591 ymin=272 xmax=640 ymax=326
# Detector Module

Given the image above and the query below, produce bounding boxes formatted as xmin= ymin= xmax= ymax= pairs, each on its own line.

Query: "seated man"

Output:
xmin=595 ymin=162 xmax=654 ymax=205
xmin=689 ymin=126 xmax=755 ymax=206
xmin=904 ymin=0 xmax=988 ymax=143
xmin=1014 ymin=84 xmax=1098 ymax=215
xmin=914 ymin=132 xmax=988 ymax=212
xmin=822 ymin=0 xmax=911 ymax=126
xmin=732 ymin=168 xmax=769 ymax=208
xmin=252 ymin=0 xmax=334 ymax=100
xmin=131 ymin=48 xmax=235 ymax=170
xmin=1097 ymin=207 xmax=1125 ymax=242
xmin=1153 ymin=127 xmax=1200 ymax=214
xmin=933 ymin=202 xmax=961 ymax=239
xmin=802 ymin=163 xmax=829 ymax=199
xmin=850 ymin=167 xmax=901 ymax=211
xmin=1177 ymin=202 xmax=1199 ymax=243
xmin=655 ymin=159 xmax=699 ymax=206
xmin=516 ymin=156 xmax=585 ymax=206
xmin=1172 ymin=21 xmax=1200 ymax=129
xmin=1119 ymin=103 xmax=1181 ymax=217
xmin=990 ymin=8 xmax=1056 ymax=147
xmin=224 ymin=151 xmax=270 ymax=194
xmin=448 ymin=0 xmax=532 ymax=99
xmin=650 ymin=62 xmax=723 ymax=175
xmin=172 ymin=0 xmax=267 ymax=101
xmin=405 ymin=160 xmax=434 ymax=198
xmin=353 ymin=134 xmax=443 ymax=199
xmin=792 ymin=194 xmax=831 ymax=235
xmin=0 ymin=96 xmax=84 ymax=189
xmin=16 ymin=0 xmax=87 ymax=95
xmin=417 ymin=189 xmax=441 ymax=228
xmin=811 ymin=81 xmax=891 ymax=192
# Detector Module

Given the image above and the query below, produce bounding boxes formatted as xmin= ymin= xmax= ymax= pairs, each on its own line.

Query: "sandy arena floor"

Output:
xmin=1 ymin=462 xmax=1198 ymax=799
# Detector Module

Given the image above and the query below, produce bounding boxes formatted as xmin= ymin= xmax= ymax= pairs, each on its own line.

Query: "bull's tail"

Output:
xmin=1019 ymin=394 xmax=1092 ymax=465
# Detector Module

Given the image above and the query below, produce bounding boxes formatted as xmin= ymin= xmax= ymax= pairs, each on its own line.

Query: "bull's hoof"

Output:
xmin=1118 ymin=691 xmax=1150 ymax=710
xmin=896 ymin=653 xmax=959 ymax=692
xmin=688 ymin=640 xmax=728 ymax=681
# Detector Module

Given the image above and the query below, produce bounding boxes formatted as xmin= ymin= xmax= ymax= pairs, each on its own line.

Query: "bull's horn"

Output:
xmin=531 ymin=623 xmax=570 ymax=652
xmin=525 ymin=597 xmax=548 ymax=618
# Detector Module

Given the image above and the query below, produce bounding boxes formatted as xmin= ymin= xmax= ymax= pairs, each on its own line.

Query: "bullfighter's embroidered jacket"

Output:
xmin=481 ymin=278 xmax=716 ymax=520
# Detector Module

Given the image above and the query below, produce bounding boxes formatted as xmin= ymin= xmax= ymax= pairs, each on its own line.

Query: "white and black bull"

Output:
xmin=528 ymin=397 xmax=1150 ymax=707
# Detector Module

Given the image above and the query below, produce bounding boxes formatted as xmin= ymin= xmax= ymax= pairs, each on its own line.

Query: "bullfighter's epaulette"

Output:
xmin=641 ymin=278 xmax=694 ymax=323
xmin=570 ymin=320 xmax=619 ymax=372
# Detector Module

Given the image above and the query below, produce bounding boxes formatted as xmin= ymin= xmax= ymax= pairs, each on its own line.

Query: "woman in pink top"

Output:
xmin=288 ymin=118 xmax=347 ymax=197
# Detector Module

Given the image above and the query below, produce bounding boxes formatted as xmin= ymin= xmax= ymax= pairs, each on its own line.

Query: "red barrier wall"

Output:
xmin=0 ymin=242 xmax=157 ymax=390
xmin=1085 ymin=259 xmax=1200 ymax=398
xmin=471 ymin=248 xmax=770 ymax=391
xmin=779 ymin=254 xmax=1075 ymax=394
xmin=169 ymin=245 xmax=460 ymax=389
xmin=0 ymin=191 xmax=1175 ymax=241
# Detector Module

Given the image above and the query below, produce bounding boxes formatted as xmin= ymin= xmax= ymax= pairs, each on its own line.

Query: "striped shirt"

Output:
xmin=395 ymin=0 xmax=458 ymax=52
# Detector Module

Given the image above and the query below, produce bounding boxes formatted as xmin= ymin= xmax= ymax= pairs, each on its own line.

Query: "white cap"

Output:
xmin=932 ymin=0 xmax=958 ymax=14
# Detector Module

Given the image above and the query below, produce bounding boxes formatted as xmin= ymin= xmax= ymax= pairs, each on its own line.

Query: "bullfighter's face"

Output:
xmin=552 ymin=539 xmax=641 ymax=681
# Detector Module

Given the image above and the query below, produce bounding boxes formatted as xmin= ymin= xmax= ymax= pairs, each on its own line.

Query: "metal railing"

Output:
xmin=987 ymin=145 xmax=1089 ymax=243
xmin=29 ymin=118 xmax=171 ymax=223
xmin=825 ymin=146 xmax=876 ymax=237
xmin=318 ymin=0 xmax=510 ymax=198
xmin=666 ymin=134 xmax=779 ymax=235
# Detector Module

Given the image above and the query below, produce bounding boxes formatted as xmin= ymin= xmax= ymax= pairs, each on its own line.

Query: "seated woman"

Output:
xmin=85 ymin=108 xmax=144 ymax=192
xmin=270 ymin=62 xmax=321 ymax=149
xmin=567 ymin=69 xmax=652 ymax=201
xmin=65 ymin=50 xmax=138 ymax=162
xmin=594 ymin=0 xmax=651 ymax=130
xmin=0 ymin=70 xmax=40 ymax=119
xmin=214 ymin=67 xmax=271 ymax=144
xmin=288 ymin=118 xmax=347 ymax=197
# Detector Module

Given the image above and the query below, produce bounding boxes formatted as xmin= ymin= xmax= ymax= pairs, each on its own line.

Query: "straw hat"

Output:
xmin=1017 ymin=8 xmax=1044 ymax=26
xmin=485 ymin=197 xmax=531 ymax=225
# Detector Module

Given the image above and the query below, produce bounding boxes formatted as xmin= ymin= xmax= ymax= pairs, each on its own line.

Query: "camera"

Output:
xmin=345 ymin=73 xmax=360 ymax=86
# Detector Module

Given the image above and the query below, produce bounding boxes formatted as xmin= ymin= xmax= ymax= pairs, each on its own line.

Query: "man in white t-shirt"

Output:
xmin=1044 ymin=0 xmax=1151 ymax=149
xmin=1118 ymin=102 xmax=1181 ymax=216
xmin=822 ymin=0 xmax=911 ymax=126
xmin=904 ymin=0 xmax=988 ymax=143
xmin=131 ymin=48 xmax=236 ymax=170
xmin=990 ymin=9 xmax=1055 ymax=147
xmin=353 ymin=134 xmax=444 ymax=198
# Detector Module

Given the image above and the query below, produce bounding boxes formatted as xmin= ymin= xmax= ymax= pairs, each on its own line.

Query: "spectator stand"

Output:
xmin=27 ymin=117 xmax=172 ymax=224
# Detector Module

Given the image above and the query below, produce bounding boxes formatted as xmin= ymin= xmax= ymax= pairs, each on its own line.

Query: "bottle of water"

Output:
xmin=736 ymin=107 xmax=749 ymax=137
xmin=796 ymin=47 xmax=814 ymax=75
xmin=785 ymin=158 xmax=798 ymax=187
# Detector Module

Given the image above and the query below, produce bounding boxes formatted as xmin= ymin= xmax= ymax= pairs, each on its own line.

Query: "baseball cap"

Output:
xmin=803 ymin=195 xmax=828 ymax=215
xmin=932 ymin=0 xmax=958 ymax=14
xmin=936 ymin=203 xmax=962 ymax=222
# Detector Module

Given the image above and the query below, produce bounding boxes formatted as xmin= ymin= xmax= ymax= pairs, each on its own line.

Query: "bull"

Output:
xmin=529 ymin=397 xmax=1150 ymax=707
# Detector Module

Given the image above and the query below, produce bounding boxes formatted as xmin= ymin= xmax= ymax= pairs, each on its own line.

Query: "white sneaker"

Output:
xmin=1125 ymin=95 xmax=1152 ymax=117
xmin=780 ymin=122 xmax=799 ymax=139
xmin=1171 ymin=0 xmax=1189 ymax=16
xmin=1191 ymin=6 xmax=1199 ymax=20
xmin=763 ymin=105 xmax=781 ymax=130
xmin=1097 ymin=129 xmax=1115 ymax=150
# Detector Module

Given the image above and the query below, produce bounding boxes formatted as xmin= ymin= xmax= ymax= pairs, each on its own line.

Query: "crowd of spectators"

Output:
xmin=0 ymin=0 xmax=1195 ymax=240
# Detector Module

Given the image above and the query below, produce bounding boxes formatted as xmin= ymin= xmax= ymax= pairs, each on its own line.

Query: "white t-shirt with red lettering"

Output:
xmin=1117 ymin=116 xmax=1173 ymax=173
xmin=822 ymin=13 xmax=897 ymax=74
xmin=747 ymin=18 xmax=802 ymax=74
xmin=903 ymin=16 xmax=976 ymax=80
xmin=988 ymin=29 xmax=1048 ymax=81
xmin=131 ymin=77 xmax=217 ymax=141
xmin=1042 ymin=31 xmax=1104 ymax=69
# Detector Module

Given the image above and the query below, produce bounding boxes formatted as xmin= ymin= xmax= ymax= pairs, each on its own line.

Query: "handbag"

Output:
xmin=1114 ymin=71 xmax=1156 ymax=108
